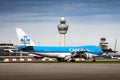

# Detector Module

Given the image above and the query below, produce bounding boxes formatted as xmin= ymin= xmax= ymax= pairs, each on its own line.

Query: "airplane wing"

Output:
xmin=3 ymin=49 xmax=28 ymax=53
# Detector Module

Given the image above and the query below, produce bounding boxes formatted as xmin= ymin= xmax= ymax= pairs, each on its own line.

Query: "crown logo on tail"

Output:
xmin=20 ymin=35 xmax=30 ymax=45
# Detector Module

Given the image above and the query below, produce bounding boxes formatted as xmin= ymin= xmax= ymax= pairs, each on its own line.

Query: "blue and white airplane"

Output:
xmin=16 ymin=28 xmax=103 ymax=62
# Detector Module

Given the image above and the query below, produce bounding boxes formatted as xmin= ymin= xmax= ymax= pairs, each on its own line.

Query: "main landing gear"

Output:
xmin=92 ymin=56 xmax=96 ymax=62
xmin=57 ymin=58 xmax=75 ymax=62
xmin=57 ymin=58 xmax=67 ymax=62
xmin=70 ymin=57 xmax=75 ymax=62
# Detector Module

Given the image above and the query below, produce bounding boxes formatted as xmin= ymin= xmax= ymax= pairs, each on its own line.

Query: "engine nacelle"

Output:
xmin=82 ymin=53 xmax=93 ymax=59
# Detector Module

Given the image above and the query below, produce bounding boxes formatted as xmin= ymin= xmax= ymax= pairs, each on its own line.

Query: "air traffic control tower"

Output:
xmin=57 ymin=17 xmax=69 ymax=46
xmin=99 ymin=38 xmax=108 ymax=50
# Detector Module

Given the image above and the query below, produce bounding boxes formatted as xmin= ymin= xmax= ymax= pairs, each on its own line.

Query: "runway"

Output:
xmin=0 ymin=63 xmax=120 ymax=80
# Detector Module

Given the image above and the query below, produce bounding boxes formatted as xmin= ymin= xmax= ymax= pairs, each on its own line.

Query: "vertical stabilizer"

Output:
xmin=16 ymin=28 xmax=36 ymax=46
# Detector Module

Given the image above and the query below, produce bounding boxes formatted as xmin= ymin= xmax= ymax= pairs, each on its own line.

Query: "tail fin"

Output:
xmin=16 ymin=28 xmax=36 ymax=46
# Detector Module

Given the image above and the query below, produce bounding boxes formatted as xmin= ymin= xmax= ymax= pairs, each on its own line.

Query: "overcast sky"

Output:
xmin=0 ymin=0 xmax=120 ymax=51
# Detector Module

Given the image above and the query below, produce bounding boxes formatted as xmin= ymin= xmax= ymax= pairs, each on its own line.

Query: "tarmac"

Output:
xmin=0 ymin=63 xmax=120 ymax=80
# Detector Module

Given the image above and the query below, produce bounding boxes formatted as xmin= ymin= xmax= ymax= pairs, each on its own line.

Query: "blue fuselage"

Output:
xmin=18 ymin=45 xmax=103 ymax=55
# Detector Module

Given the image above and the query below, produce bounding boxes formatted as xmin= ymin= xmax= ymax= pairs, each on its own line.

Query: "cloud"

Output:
xmin=0 ymin=0 xmax=120 ymax=51
xmin=0 ymin=0 xmax=120 ymax=16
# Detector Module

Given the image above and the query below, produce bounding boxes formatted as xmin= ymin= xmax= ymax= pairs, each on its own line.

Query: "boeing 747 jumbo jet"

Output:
xmin=16 ymin=28 xmax=103 ymax=62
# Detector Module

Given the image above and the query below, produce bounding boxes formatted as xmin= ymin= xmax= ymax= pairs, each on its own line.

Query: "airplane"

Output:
xmin=16 ymin=28 xmax=103 ymax=62
xmin=110 ymin=55 xmax=120 ymax=60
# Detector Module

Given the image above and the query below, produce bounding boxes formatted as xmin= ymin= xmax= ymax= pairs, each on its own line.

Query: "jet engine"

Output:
xmin=82 ymin=53 xmax=93 ymax=59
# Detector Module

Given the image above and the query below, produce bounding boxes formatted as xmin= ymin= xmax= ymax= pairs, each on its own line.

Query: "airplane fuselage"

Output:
xmin=18 ymin=45 xmax=103 ymax=58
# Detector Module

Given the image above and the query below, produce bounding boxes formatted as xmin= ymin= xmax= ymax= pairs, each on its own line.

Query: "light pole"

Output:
xmin=57 ymin=17 xmax=69 ymax=46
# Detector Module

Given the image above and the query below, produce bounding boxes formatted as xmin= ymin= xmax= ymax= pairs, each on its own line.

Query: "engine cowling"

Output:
xmin=82 ymin=53 xmax=93 ymax=59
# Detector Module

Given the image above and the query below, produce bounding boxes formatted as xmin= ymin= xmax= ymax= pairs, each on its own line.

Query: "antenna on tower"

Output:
xmin=114 ymin=38 xmax=117 ymax=51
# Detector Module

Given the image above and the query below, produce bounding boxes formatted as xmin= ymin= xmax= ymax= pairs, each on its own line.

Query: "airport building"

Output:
xmin=0 ymin=43 xmax=17 ymax=56
xmin=99 ymin=38 xmax=117 ymax=54
xmin=99 ymin=38 xmax=108 ymax=50
xmin=57 ymin=17 xmax=69 ymax=46
xmin=0 ymin=43 xmax=28 ymax=56
xmin=0 ymin=43 xmax=56 ymax=62
xmin=0 ymin=43 xmax=29 ymax=61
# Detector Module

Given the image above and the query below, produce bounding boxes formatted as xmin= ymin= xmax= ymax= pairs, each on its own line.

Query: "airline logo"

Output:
xmin=20 ymin=35 xmax=30 ymax=44
xmin=69 ymin=48 xmax=83 ymax=52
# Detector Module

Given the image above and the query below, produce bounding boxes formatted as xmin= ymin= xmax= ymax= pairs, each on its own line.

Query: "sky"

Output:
xmin=0 ymin=0 xmax=120 ymax=51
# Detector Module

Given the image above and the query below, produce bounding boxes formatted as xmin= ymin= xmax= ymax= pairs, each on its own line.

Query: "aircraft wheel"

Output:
xmin=70 ymin=59 xmax=75 ymax=62
xmin=92 ymin=57 xmax=96 ymax=62
xmin=57 ymin=58 xmax=65 ymax=62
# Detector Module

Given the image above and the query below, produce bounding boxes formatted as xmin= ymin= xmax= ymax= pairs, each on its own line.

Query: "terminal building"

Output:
xmin=99 ymin=38 xmax=117 ymax=54
xmin=0 ymin=43 xmax=28 ymax=56
xmin=0 ymin=43 xmax=55 ymax=62
xmin=98 ymin=38 xmax=119 ymax=59
xmin=0 ymin=43 xmax=17 ymax=56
